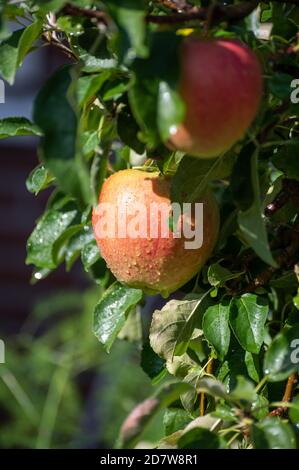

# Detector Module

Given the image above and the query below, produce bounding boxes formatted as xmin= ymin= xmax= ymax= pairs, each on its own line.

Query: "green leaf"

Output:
xmin=178 ymin=428 xmax=222 ymax=449
xmin=93 ymin=282 xmax=143 ymax=352
xmin=141 ymin=341 xmax=166 ymax=383
xmin=129 ymin=32 xmax=182 ymax=148
xmin=81 ymin=239 xmax=100 ymax=271
xmin=272 ymin=142 xmax=299 ymax=182
xmin=236 ymin=148 xmax=276 ymax=267
xmin=230 ymin=376 xmax=256 ymax=403
xmin=17 ymin=19 xmax=42 ymax=66
xmin=163 ymin=408 xmax=191 ymax=436
xmin=107 ymin=0 xmax=148 ymax=60
xmin=166 ymin=352 xmax=197 ymax=379
xmin=263 ymin=323 xmax=299 ymax=382
xmin=34 ymin=0 xmax=66 ymax=14
xmin=251 ymin=395 xmax=269 ymax=420
xmin=0 ymin=117 xmax=42 ymax=139
xmin=156 ymin=381 xmax=193 ymax=408
xmin=203 ymin=298 xmax=231 ymax=360
xmin=117 ymin=103 xmax=145 ymax=154
xmin=195 ymin=377 xmax=229 ymax=401
xmin=157 ymin=81 xmax=185 ymax=142
xmin=245 ymin=351 xmax=260 ymax=383
xmin=26 ymin=200 xmax=78 ymax=269
xmin=171 ymin=153 xmax=236 ymax=204
xmin=77 ymin=71 xmax=111 ymax=107
xmin=0 ymin=0 xmax=9 ymax=40
xmin=101 ymin=75 xmax=130 ymax=101
xmin=207 ymin=262 xmax=243 ymax=287
xmin=150 ymin=296 xmax=209 ymax=361
xmin=268 ymin=73 xmax=293 ymax=100
xmin=52 ymin=224 xmax=83 ymax=266
xmin=270 ymin=271 xmax=298 ymax=289
xmin=33 ymin=66 xmax=91 ymax=204
xmin=252 ymin=417 xmax=296 ymax=449
xmin=65 ymin=226 xmax=94 ymax=271
xmin=0 ymin=29 xmax=22 ymax=84
xmin=229 ymin=294 xmax=268 ymax=354
xmin=0 ymin=21 xmax=42 ymax=84
xmin=118 ymin=307 xmax=142 ymax=343
xmin=272 ymin=3 xmax=297 ymax=39
xmin=289 ymin=395 xmax=299 ymax=424
xmin=26 ymin=165 xmax=53 ymax=195
xmin=217 ymin=344 xmax=251 ymax=392
xmin=70 ymin=29 xmax=117 ymax=72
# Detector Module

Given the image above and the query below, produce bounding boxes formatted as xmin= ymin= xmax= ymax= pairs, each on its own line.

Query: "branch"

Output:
xmin=146 ymin=1 xmax=259 ymax=24
xmin=62 ymin=3 xmax=108 ymax=25
xmin=156 ymin=0 xmax=185 ymax=11
xmin=265 ymin=179 xmax=299 ymax=217
xmin=60 ymin=1 xmax=299 ymax=28
xmin=269 ymin=373 xmax=298 ymax=417
xmin=42 ymin=33 xmax=77 ymax=60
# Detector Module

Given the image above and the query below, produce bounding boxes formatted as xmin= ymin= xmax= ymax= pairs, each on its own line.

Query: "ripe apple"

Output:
xmin=168 ymin=37 xmax=263 ymax=158
xmin=92 ymin=169 xmax=219 ymax=297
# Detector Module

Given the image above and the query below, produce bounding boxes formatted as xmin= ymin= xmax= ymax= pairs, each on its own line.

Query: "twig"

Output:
xmin=62 ymin=3 xmax=108 ymax=25
xmin=200 ymin=358 xmax=214 ymax=416
xmin=269 ymin=373 xmax=298 ymax=417
xmin=264 ymin=191 xmax=291 ymax=217
xmin=157 ymin=0 xmax=183 ymax=11
xmin=42 ymin=33 xmax=77 ymax=60
xmin=265 ymin=179 xmax=299 ymax=217
xmin=146 ymin=1 xmax=259 ymax=24
xmin=60 ymin=0 xmax=299 ymax=28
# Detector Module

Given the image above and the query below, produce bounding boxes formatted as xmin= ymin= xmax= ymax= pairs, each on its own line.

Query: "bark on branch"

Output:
xmin=61 ymin=1 xmax=299 ymax=28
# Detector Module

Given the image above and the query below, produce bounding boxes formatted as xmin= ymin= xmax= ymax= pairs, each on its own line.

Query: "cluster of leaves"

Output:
xmin=1 ymin=0 xmax=299 ymax=449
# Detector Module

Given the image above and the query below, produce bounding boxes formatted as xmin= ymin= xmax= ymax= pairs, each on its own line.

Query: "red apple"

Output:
xmin=168 ymin=37 xmax=263 ymax=158
xmin=92 ymin=169 xmax=219 ymax=297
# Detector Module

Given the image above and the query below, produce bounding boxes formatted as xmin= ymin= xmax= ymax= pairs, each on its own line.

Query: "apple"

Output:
xmin=168 ymin=37 xmax=263 ymax=158
xmin=92 ymin=169 xmax=219 ymax=297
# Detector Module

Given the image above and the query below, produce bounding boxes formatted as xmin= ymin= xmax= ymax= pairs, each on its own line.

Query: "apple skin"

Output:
xmin=168 ymin=38 xmax=263 ymax=158
xmin=92 ymin=169 xmax=219 ymax=297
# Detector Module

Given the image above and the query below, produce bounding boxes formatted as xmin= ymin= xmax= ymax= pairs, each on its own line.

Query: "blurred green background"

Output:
xmin=0 ymin=287 xmax=165 ymax=448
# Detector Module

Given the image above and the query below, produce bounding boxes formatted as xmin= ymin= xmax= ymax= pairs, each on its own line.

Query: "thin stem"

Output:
xmin=269 ymin=373 xmax=298 ymax=417
xmin=199 ymin=357 xmax=214 ymax=416
xmin=255 ymin=375 xmax=268 ymax=393
xmin=227 ymin=431 xmax=241 ymax=447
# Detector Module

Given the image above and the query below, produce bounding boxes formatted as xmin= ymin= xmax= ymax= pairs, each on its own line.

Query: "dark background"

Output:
xmin=0 ymin=46 xmax=89 ymax=334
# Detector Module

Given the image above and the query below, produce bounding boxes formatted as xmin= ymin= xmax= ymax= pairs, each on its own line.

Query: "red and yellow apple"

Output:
xmin=168 ymin=37 xmax=263 ymax=158
xmin=92 ymin=169 xmax=219 ymax=297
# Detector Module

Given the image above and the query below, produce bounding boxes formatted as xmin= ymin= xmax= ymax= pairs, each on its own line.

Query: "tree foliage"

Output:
xmin=1 ymin=0 xmax=299 ymax=449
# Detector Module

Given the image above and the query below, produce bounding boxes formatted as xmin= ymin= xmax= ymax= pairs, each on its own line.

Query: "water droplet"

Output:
xmin=264 ymin=369 xmax=269 ymax=375
xmin=34 ymin=272 xmax=42 ymax=280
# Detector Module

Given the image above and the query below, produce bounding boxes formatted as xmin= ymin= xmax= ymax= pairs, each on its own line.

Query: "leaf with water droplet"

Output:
xmin=93 ymin=282 xmax=143 ymax=352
